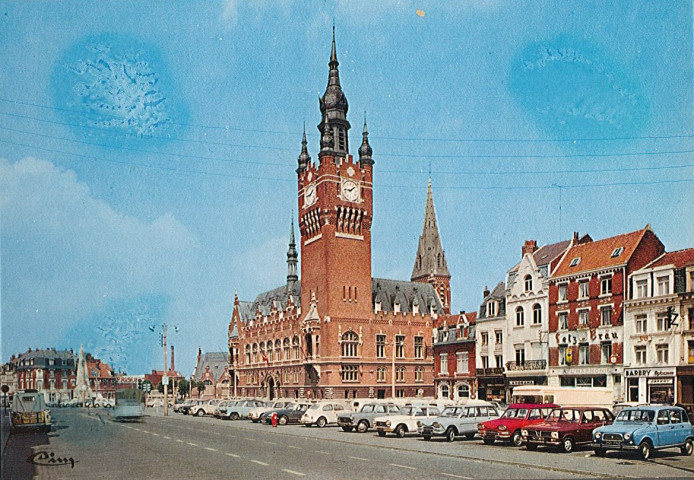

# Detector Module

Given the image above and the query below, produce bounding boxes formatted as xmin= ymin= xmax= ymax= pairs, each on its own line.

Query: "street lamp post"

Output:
xmin=163 ymin=324 xmax=168 ymax=417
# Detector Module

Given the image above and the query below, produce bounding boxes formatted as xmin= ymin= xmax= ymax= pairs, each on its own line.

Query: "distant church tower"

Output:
xmin=411 ymin=179 xmax=451 ymax=313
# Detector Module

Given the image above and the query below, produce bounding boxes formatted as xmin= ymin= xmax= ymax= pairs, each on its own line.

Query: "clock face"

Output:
xmin=342 ymin=180 xmax=359 ymax=202
xmin=304 ymin=183 xmax=317 ymax=207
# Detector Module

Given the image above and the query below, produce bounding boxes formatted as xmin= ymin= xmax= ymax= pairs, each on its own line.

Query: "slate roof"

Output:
xmin=252 ymin=284 xmax=301 ymax=317
xmin=372 ymin=278 xmax=445 ymax=315
xmin=647 ymin=248 xmax=694 ymax=269
xmin=478 ymin=282 xmax=506 ymax=319
xmin=509 ymin=239 xmax=573 ymax=273
xmin=192 ymin=352 xmax=229 ymax=382
xmin=553 ymin=226 xmax=654 ymax=277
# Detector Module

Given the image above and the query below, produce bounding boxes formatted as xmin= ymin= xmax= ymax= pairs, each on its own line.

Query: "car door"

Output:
xmin=669 ymin=409 xmax=689 ymax=445
xmin=656 ymin=409 xmax=675 ymax=446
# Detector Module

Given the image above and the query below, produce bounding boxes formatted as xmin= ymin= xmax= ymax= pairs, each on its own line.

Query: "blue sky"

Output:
xmin=1 ymin=1 xmax=692 ymax=375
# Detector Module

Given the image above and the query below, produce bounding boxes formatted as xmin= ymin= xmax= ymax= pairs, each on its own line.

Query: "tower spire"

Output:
xmin=411 ymin=179 xmax=451 ymax=312
xmin=297 ymin=124 xmax=311 ymax=173
xmin=358 ymin=112 xmax=373 ymax=166
xmin=287 ymin=217 xmax=298 ymax=290
xmin=319 ymin=26 xmax=350 ymax=160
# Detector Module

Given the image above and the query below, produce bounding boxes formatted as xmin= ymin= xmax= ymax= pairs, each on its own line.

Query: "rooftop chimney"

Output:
xmin=573 ymin=231 xmax=579 ymax=243
xmin=483 ymin=285 xmax=490 ymax=298
xmin=522 ymin=240 xmax=538 ymax=257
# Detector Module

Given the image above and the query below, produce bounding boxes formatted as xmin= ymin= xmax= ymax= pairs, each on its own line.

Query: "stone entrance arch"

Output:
xmin=268 ymin=376 xmax=276 ymax=400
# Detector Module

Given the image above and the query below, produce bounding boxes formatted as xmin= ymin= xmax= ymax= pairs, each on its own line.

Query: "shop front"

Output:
xmin=624 ymin=367 xmax=676 ymax=404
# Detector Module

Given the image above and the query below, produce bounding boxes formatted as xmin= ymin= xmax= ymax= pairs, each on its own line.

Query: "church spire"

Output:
xmin=287 ymin=217 xmax=298 ymax=290
xmin=319 ymin=27 xmax=350 ymax=160
xmin=411 ymin=179 xmax=451 ymax=312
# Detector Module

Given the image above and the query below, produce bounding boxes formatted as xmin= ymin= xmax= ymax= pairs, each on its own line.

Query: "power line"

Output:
xmin=2 ymin=96 xmax=693 ymax=144
xmin=2 ymin=137 xmax=692 ymax=192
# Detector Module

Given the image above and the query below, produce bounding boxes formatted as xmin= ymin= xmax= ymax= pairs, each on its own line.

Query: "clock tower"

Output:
xmin=297 ymin=28 xmax=374 ymax=322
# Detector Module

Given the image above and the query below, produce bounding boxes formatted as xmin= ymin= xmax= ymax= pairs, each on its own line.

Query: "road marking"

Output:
xmin=315 ymin=450 xmax=330 ymax=455
xmin=389 ymin=463 xmax=416 ymax=470
xmin=440 ymin=474 xmax=472 ymax=479
xmin=251 ymin=460 xmax=269 ymax=466
xmin=349 ymin=456 xmax=371 ymax=461
xmin=205 ymin=447 xmax=218 ymax=452
xmin=175 ymin=439 xmax=184 ymax=443
xmin=187 ymin=442 xmax=198 ymax=447
xmin=286 ymin=445 xmax=301 ymax=450
xmin=151 ymin=433 xmax=159 ymax=436
xmin=225 ymin=453 xmax=240 ymax=458
xmin=163 ymin=436 xmax=171 ymax=439
xmin=282 ymin=469 xmax=305 ymax=476
xmin=134 ymin=428 xmax=141 ymax=431
xmin=142 ymin=430 xmax=149 ymax=433
xmin=263 ymin=441 xmax=277 ymax=445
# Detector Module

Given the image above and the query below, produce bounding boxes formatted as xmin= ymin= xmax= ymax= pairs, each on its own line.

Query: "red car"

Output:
xmin=478 ymin=403 xmax=558 ymax=446
xmin=521 ymin=407 xmax=614 ymax=453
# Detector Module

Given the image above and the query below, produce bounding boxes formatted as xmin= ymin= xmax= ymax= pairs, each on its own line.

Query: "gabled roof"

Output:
xmin=647 ymin=248 xmax=694 ymax=269
xmin=373 ymin=278 xmax=445 ymax=315
xmin=553 ymin=226 xmax=654 ymax=277
xmin=509 ymin=239 xmax=572 ymax=273
xmin=192 ymin=352 xmax=229 ymax=381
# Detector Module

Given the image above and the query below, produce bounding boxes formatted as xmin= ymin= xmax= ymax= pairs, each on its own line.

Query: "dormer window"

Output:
xmin=375 ymin=301 xmax=382 ymax=313
xmin=611 ymin=247 xmax=624 ymax=258
xmin=486 ymin=301 xmax=497 ymax=317
xmin=570 ymin=257 xmax=581 ymax=267
xmin=394 ymin=302 xmax=401 ymax=314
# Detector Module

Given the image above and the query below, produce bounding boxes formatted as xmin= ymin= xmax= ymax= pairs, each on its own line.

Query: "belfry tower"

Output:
xmin=296 ymin=28 xmax=374 ymax=321
xmin=411 ymin=179 xmax=451 ymax=313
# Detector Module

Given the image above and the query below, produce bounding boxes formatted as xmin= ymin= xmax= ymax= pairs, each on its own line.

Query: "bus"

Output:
xmin=113 ymin=388 xmax=145 ymax=421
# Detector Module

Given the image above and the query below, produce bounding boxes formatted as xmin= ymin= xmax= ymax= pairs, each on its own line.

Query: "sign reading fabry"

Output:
xmin=624 ymin=367 xmax=676 ymax=378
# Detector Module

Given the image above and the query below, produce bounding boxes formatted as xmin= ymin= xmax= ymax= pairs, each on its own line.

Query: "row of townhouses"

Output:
xmin=434 ymin=227 xmax=694 ymax=411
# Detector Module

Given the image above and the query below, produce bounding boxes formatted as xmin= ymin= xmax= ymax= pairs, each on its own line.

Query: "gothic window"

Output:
xmin=275 ymin=339 xmax=282 ymax=360
xmin=524 ymin=275 xmax=533 ymax=292
xmin=284 ymin=338 xmax=291 ymax=360
xmin=414 ymin=367 xmax=424 ymax=383
xmin=293 ymin=336 xmax=300 ymax=360
xmin=341 ymin=331 xmax=359 ymax=357
xmin=266 ymin=341 xmax=274 ymax=362
xmin=376 ymin=367 xmax=387 ymax=382
xmin=395 ymin=335 xmax=405 ymax=358
xmin=252 ymin=343 xmax=258 ymax=364
xmin=396 ymin=367 xmax=405 ymax=382
xmin=516 ymin=306 xmax=525 ymax=326
xmin=341 ymin=365 xmax=359 ymax=382
xmin=376 ymin=335 xmax=386 ymax=358
xmin=533 ymin=304 xmax=542 ymax=325
xmin=414 ymin=336 xmax=423 ymax=359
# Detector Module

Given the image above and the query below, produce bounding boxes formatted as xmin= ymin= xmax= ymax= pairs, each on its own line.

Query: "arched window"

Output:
xmin=524 ymin=275 xmax=533 ymax=292
xmin=457 ymin=383 xmax=470 ymax=399
xmin=516 ymin=306 xmax=525 ymax=327
xmin=245 ymin=345 xmax=251 ymax=365
xmin=266 ymin=341 xmax=274 ymax=362
xmin=275 ymin=339 xmax=282 ymax=361
xmin=259 ymin=343 xmax=265 ymax=363
xmin=292 ymin=336 xmax=300 ymax=360
xmin=440 ymin=383 xmax=450 ymax=399
xmin=283 ymin=338 xmax=290 ymax=360
xmin=341 ymin=331 xmax=359 ymax=357
xmin=533 ymin=303 xmax=542 ymax=325
xmin=252 ymin=343 xmax=258 ymax=364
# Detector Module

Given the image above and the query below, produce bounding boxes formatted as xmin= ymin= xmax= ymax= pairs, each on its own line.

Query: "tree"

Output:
xmin=157 ymin=382 xmax=164 ymax=394
xmin=196 ymin=381 xmax=205 ymax=396
xmin=177 ymin=378 xmax=189 ymax=397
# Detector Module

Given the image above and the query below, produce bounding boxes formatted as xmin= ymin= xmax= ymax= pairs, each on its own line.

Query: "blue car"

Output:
xmin=592 ymin=405 xmax=694 ymax=460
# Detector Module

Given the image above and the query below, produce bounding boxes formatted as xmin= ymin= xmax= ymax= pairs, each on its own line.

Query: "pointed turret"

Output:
xmin=411 ymin=179 xmax=451 ymax=313
xmin=287 ymin=218 xmax=298 ymax=291
xmin=318 ymin=26 xmax=350 ymax=160
xmin=297 ymin=125 xmax=311 ymax=174
xmin=358 ymin=114 xmax=374 ymax=166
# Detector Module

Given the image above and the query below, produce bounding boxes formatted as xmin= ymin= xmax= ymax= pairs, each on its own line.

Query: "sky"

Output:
xmin=1 ymin=1 xmax=692 ymax=376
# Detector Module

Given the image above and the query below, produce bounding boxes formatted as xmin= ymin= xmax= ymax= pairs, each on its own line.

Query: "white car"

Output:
xmin=248 ymin=400 xmax=295 ymax=422
xmin=300 ymin=401 xmax=347 ymax=427
xmin=374 ymin=405 xmax=442 ymax=438
xmin=224 ymin=399 xmax=265 ymax=420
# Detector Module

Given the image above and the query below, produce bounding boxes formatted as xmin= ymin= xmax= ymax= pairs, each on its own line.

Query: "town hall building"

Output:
xmin=227 ymin=31 xmax=451 ymax=401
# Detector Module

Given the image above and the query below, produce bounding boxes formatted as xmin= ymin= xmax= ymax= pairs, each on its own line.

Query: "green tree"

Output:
xmin=177 ymin=378 xmax=189 ymax=397
xmin=196 ymin=381 xmax=205 ymax=396
xmin=157 ymin=382 xmax=164 ymax=394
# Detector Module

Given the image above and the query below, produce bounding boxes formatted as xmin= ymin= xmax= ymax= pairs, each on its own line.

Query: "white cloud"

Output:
xmin=0 ymin=157 xmax=198 ymax=359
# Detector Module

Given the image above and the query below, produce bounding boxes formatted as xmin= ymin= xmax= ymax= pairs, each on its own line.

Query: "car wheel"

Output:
xmin=357 ymin=420 xmax=369 ymax=433
xmin=483 ymin=438 xmax=495 ymax=445
xmin=316 ymin=417 xmax=327 ymax=428
xmin=378 ymin=430 xmax=386 ymax=437
xmin=341 ymin=426 xmax=353 ymax=432
xmin=561 ymin=437 xmax=574 ymax=454
xmin=446 ymin=427 xmax=457 ymax=442
xmin=423 ymin=434 xmax=431 ymax=441
xmin=230 ymin=412 xmax=240 ymax=420
xmin=681 ymin=438 xmax=693 ymax=456
xmin=511 ymin=431 xmax=523 ymax=447
xmin=639 ymin=441 xmax=652 ymax=460
xmin=395 ymin=424 xmax=406 ymax=438
xmin=526 ymin=443 xmax=538 ymax=451
xmin=279 ymin=415 xmax=288 ymax=425
xmin=594 ymin=448 xmax=606 ymax=457
xmin=195 ymin=409 xmax=204 ymax=417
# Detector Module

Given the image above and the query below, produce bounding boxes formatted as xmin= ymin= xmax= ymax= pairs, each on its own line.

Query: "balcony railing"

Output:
xmin=506 ymin=360 xmax=547 ymax=371
xmin=476 ymin=367 xmax=504 ymax=376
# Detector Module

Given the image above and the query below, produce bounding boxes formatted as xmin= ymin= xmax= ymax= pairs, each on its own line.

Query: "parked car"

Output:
xmin=190 ymin=399 xmax=223 ymax=417
xmin=180 ymin=400 xmax=205 ymax=415
xmin=375 ymin=405 xmax=442 ymax=438
xmin=478 ymin=403 xmax=558 ymax=446
xmin=213 ymin=400 xmax=236 ymax=418
xmin=10 ymin=390 xmax=51 ymax=433
xmin=262 ymin=402 xmax=313 ymax=425
xmin=592 ymin=405 xmax=694 ymax=460
xmin=224 ymin=399 xmax=265 ymax=420
xmin=174 ymin=399 xmax=195 ymax=413
xmin=249 ymin=400 xmax=295 ymax=423
xmin=521 ymin=407 xmax=614 ymax=453
xmin=338 ymin=402 xmax=402 ymax=433
xmin=420 ymin=402 xmax=501 ymax=442
xmin=300 ymin=401 xmax=347 ymax=427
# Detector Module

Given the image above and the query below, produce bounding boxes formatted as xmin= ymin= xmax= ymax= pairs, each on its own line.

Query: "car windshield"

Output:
xmin=502 ymin=408 xmax=528 ymax=419
xmin=360 ymin=404 xmax=375 ymax=413
xmin=546 ymin=409 xmax=579 ymax=422
xmin=616 ymin=409 xmax=654 ymax=423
